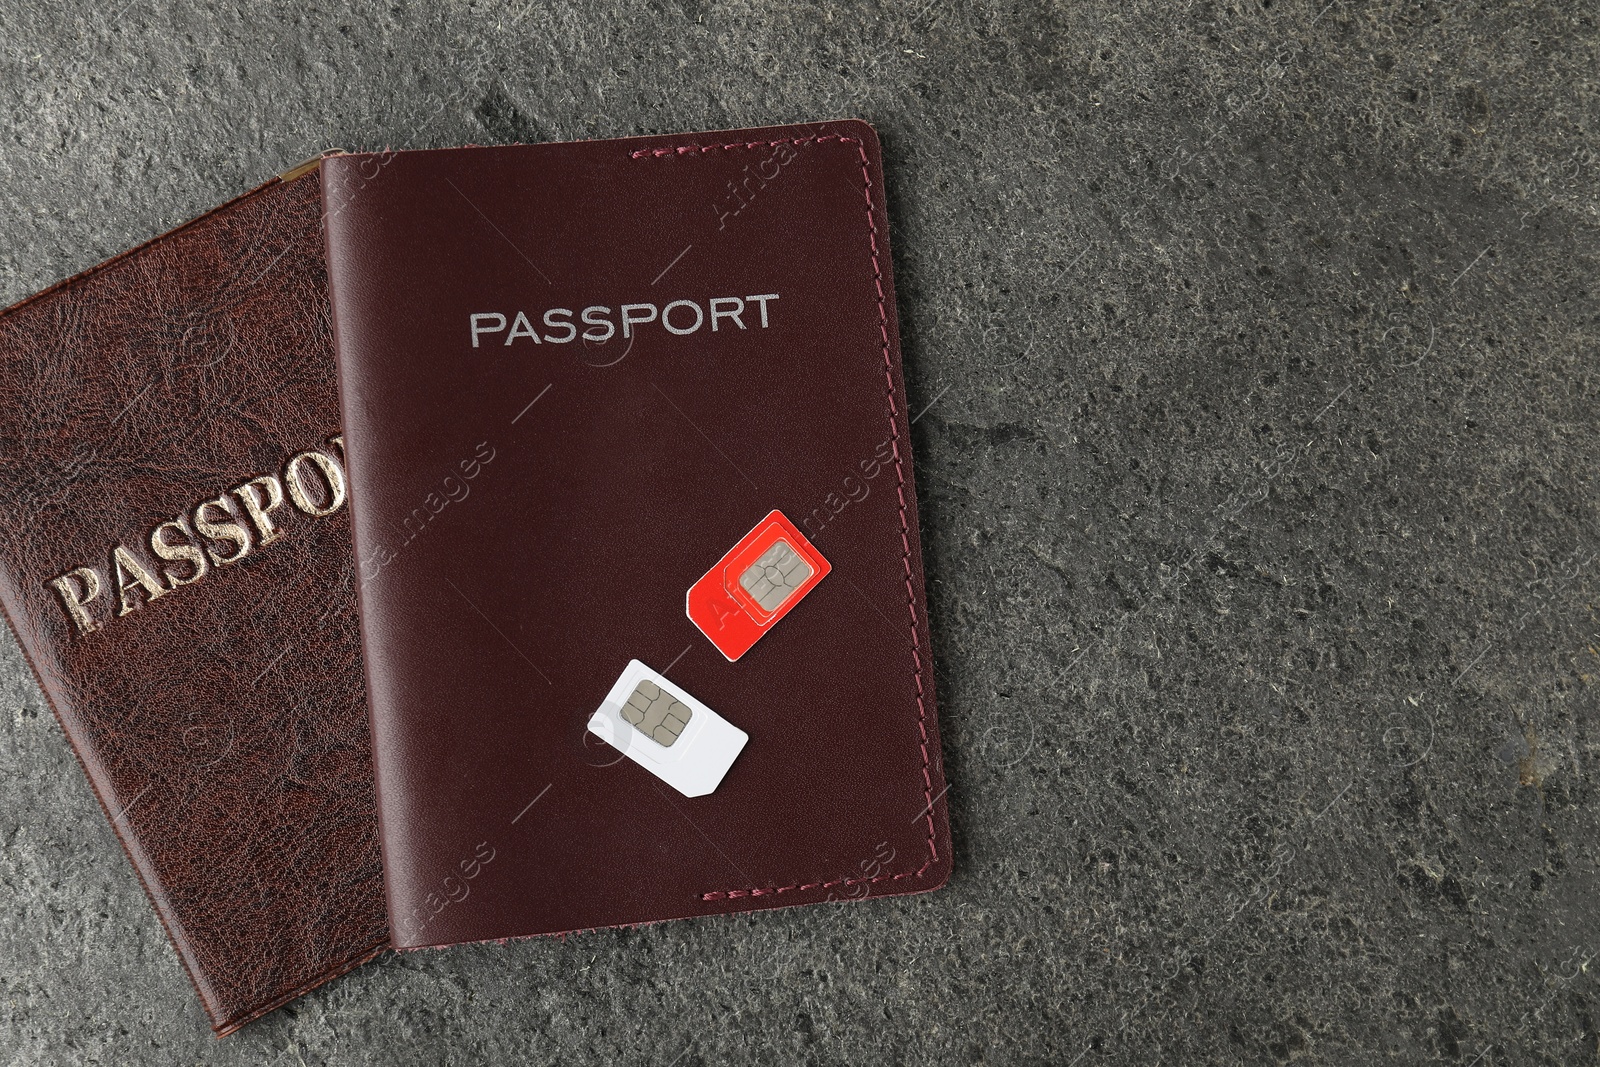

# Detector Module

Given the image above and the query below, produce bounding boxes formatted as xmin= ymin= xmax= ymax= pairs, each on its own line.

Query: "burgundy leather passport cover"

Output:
xmin=323 ymin=121 xmax=951 ymax=947
xmin=0 ymin=172 xmax=387 ymax=1033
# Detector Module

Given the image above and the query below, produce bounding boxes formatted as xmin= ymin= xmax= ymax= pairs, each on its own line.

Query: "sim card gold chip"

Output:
xmin=737 ymin=539 xmax=814 ymax=612
xmin=619 ymin=680 xmax=693 ymax=748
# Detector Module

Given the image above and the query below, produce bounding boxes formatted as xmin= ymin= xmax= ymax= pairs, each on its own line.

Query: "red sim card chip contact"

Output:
xmin=687 ymin=510 xmax=830 ymax=661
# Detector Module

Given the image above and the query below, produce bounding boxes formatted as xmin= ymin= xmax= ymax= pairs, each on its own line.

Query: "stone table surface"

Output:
xmin=1 ymin=2 xmax=1597 ymax=1064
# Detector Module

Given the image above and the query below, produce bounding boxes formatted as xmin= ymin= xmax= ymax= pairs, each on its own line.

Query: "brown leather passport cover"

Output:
xmin=322 ymin=120 xmax=952 ymax=947
xmin=0 ymin=171 xmax=387 ymax=1033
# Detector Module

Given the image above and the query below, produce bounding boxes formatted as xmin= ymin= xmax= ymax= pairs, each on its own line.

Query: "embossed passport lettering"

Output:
xmin=0 ymin=172 xmax=387 ymax=1034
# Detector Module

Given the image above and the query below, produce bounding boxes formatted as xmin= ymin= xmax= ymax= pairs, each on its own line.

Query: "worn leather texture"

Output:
xmin=0 ymin=173 xmax=387 ymax=1034
xmin=323 ymin=120 xmax=952 ymax=948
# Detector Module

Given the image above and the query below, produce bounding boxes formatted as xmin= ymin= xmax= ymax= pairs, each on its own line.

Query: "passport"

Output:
xmin=0 ymin=170 xmax=386 ymax=1033
xmin=321 ymin=120 xmax=953 ymax=946
xmin=0 ymin=120 xmax=952 ymax=1029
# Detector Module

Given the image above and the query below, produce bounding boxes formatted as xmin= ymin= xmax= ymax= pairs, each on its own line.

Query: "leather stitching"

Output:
xmin=631 ymin=134 xmax=941 ymax=901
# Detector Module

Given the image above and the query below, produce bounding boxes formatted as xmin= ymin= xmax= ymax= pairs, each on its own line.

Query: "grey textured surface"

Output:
xmin=1 ymin=1 xmax=1598 ymax=1063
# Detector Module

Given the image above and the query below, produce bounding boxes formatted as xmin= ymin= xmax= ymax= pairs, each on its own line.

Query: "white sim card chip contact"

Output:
xmin=586 ymin=660 xmax=747 ymax=797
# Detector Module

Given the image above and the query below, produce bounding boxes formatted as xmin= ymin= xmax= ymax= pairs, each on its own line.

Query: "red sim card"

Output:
xmin=687 ymin=510 xmax=830 ymax=661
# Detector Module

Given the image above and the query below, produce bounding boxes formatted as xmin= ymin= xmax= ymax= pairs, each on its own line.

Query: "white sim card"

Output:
xmin=586 ymin=659 xmax=748 ymax=797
